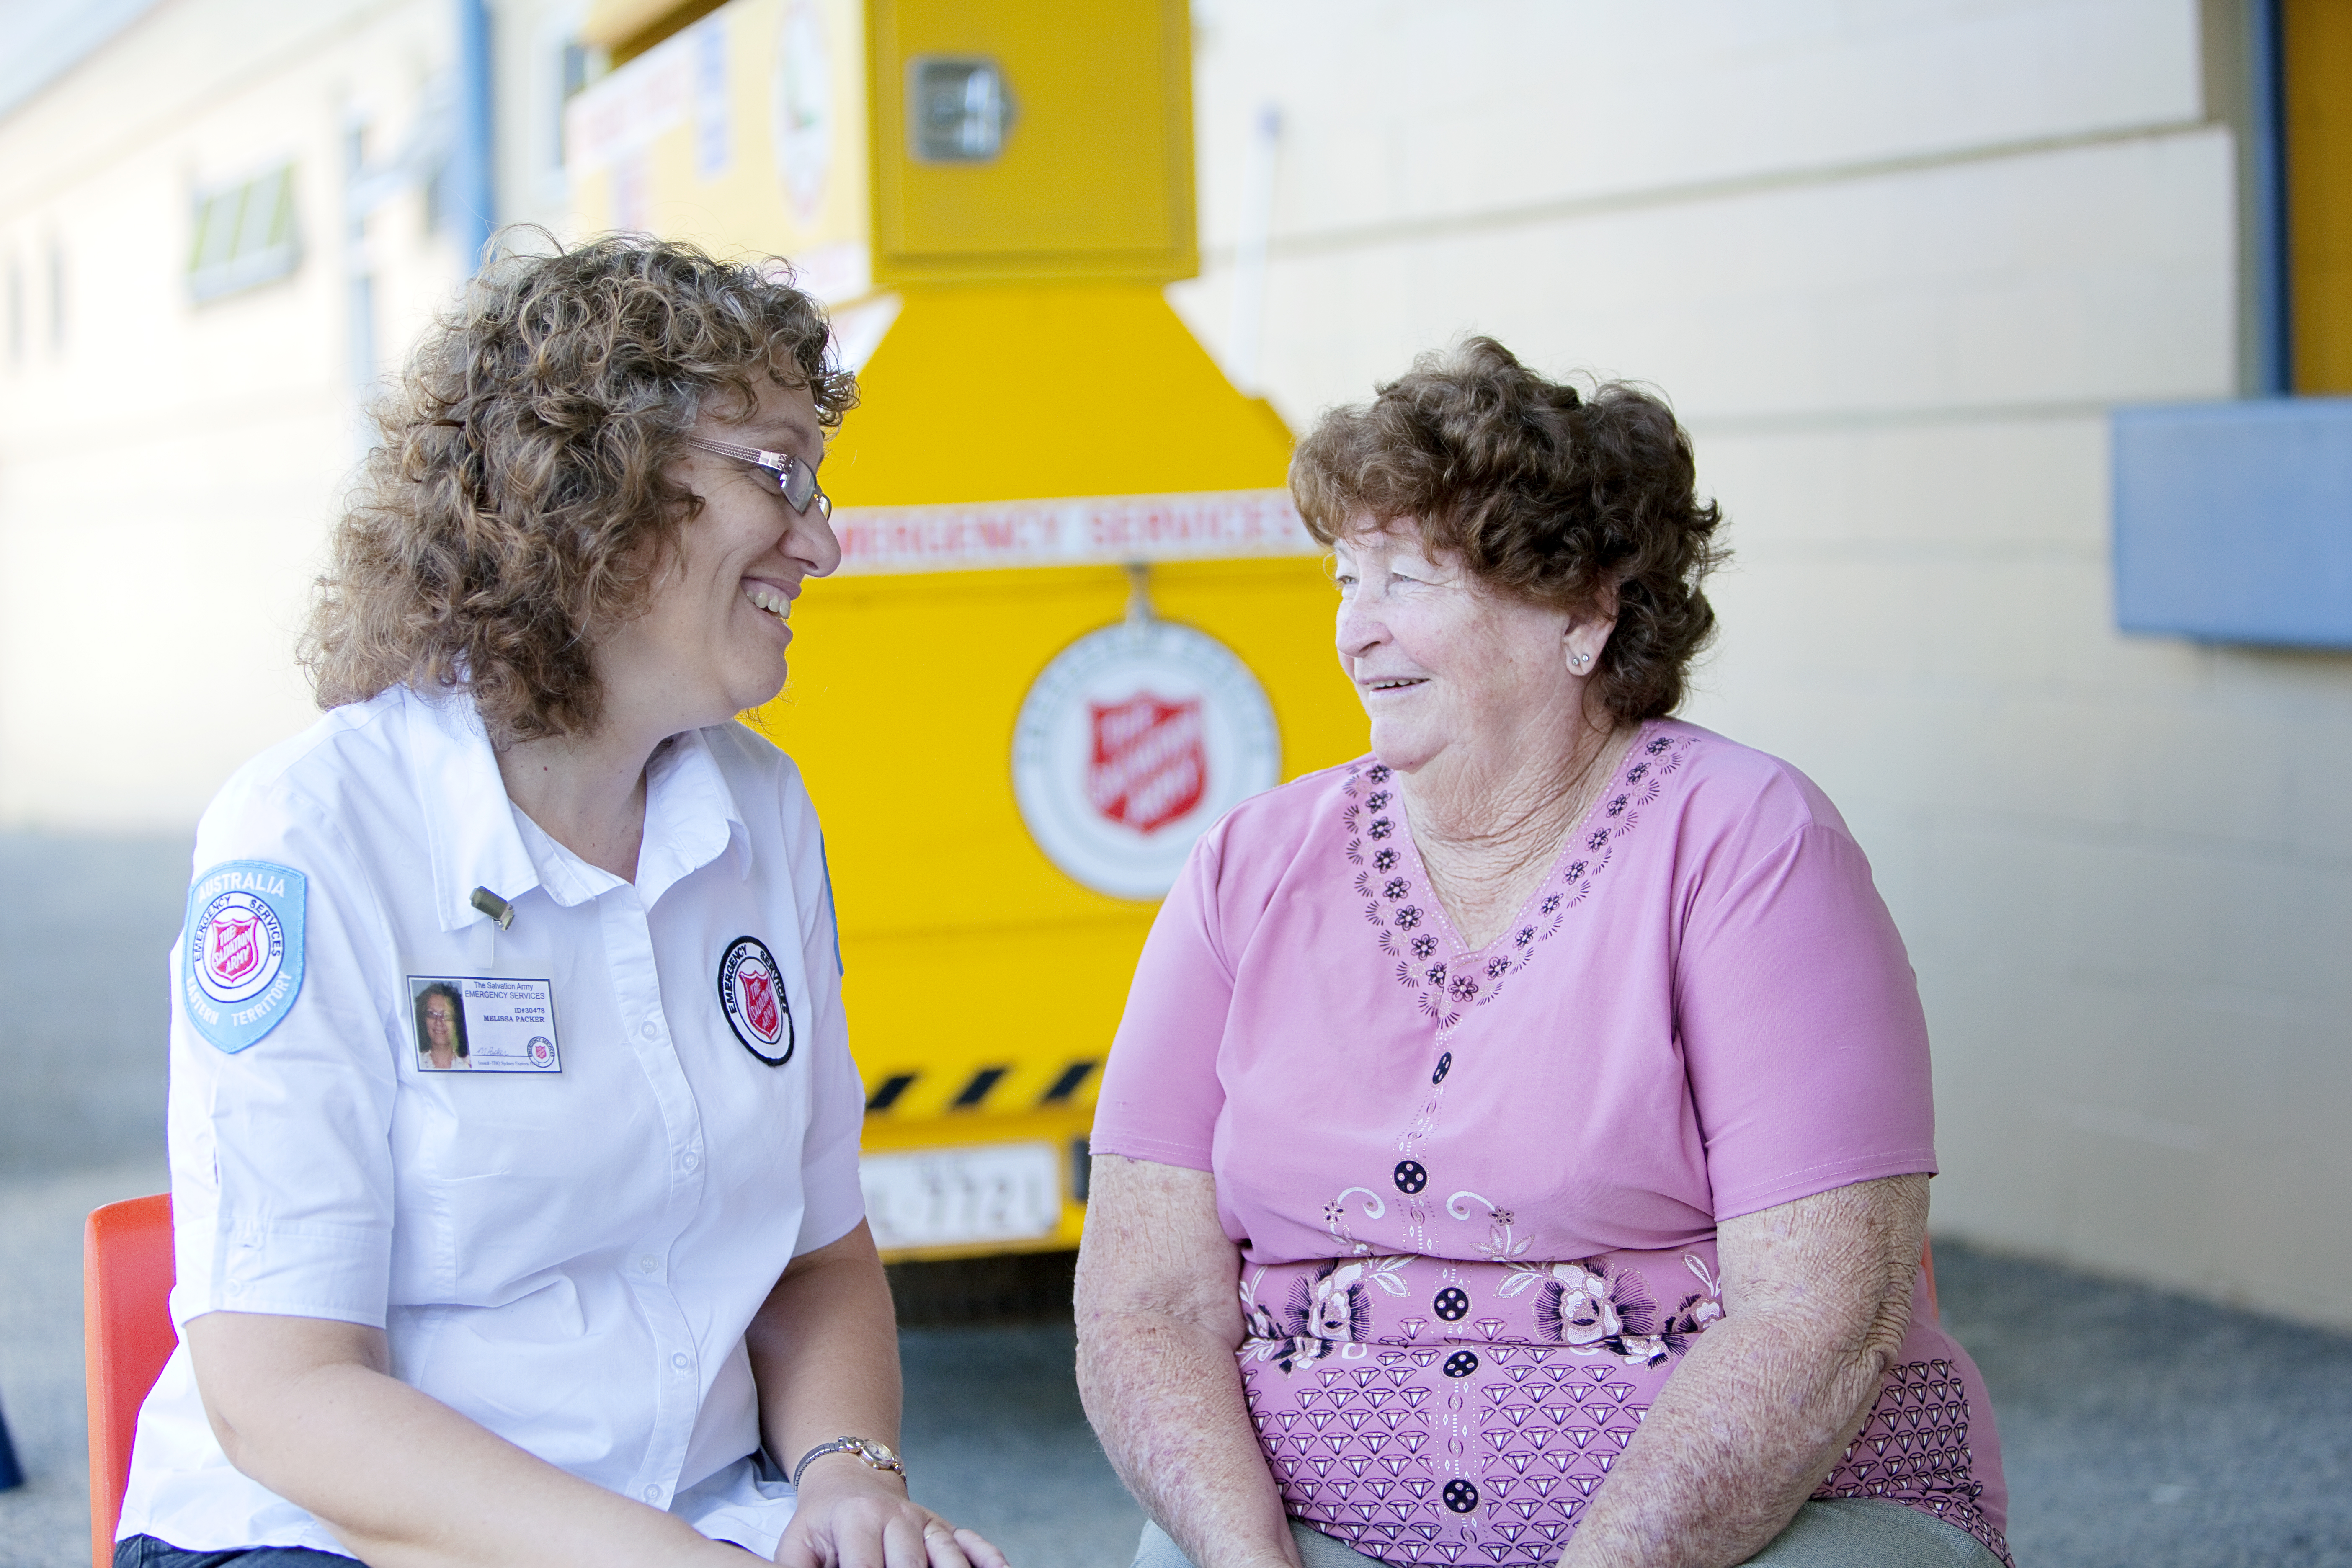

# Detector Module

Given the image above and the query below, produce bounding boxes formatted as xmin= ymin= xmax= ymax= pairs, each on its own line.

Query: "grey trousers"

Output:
xmin=1132 ymin=1498 xmax=2005 ymax=1568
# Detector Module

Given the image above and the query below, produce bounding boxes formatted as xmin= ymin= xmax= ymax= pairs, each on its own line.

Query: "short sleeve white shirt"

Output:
xmin=117 ymin=686 xmax=869 ymax=1558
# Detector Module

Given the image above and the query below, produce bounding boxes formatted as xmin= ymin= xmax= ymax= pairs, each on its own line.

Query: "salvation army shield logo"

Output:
xmin=717 ymin=935 xmax=794 ymax=1065
xmin=1087 ymin=695 xmax=1206 ymax=833
xmin=1013 ymin=618 xmax=1279 ymax=900
xmin=199 ymin=896 xmax=277 ymax=1001
xmin=182 ymin=860 xmax=307 ymax=1053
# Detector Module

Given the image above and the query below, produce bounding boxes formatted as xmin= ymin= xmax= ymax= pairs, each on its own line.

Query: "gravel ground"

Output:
xmin=1936 ymin=1238 xmax=2352 ymax=1567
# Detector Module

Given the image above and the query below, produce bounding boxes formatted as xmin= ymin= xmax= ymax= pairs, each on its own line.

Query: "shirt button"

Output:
xmin=643 ymin=1484 xmax=662 ymax=1503
xmin=681 ymin=1151 xmax=700 ymax=1171
xmin=672 ymin=1351 xmax=691 ymax=1369
xmin=641 ymin=1020 xmax=659 ymax=1039
xmin=637 ymin=1255 xmax=658 ymax=1274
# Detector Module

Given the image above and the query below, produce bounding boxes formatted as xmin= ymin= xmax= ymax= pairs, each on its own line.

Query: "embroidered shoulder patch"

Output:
xmin=182 ymin=860 xmax=307 ymax=1053
xmin=717 ymin=935 xmax=794 ymax=1066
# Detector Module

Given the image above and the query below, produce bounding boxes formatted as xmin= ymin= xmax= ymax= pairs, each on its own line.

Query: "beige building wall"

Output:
xmin=1176 ymin=0 xmax=2352 ymax=1328
xmin=0 ymin=0 xmax=469 ymax=830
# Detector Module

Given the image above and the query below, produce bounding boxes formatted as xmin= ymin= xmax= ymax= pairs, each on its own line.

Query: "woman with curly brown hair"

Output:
xmin=1076 ymin=340 xmax=2009 ymax=1568
xmin=115 ymin=237 xmax=1006 ymax=1568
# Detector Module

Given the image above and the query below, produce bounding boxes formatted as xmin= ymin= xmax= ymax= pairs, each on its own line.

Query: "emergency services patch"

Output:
xmin=717 ymin=935 xmax=793 ymax=1066
xmin=183 ymin=860 xmax=307 ymax=1054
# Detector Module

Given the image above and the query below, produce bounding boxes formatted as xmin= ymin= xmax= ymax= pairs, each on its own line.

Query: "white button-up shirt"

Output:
xmin=119 ymin=685 xmax=867 ymax=1558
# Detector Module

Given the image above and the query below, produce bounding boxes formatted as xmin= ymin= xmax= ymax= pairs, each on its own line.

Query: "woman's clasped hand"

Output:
xmin=1075 ymin=341 xmax=2014 ymax=1568
xmin=774 ymin=1451 xmax=1004 ymax=1568
xmin=115 ymin=237 xmax=1005 ymax=1568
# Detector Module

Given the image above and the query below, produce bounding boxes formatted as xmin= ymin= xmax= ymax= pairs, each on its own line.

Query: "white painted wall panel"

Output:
xmin=1191 ymin=0 xmax=2203 ymax=249
xmin=1684 ymin=412 xmax=2352 ymax=1324
xmin=1176 ymin=127 xmax=2236 ymax=427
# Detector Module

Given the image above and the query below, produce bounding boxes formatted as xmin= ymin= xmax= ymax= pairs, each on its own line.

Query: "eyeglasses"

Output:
xmin=681 ymin=436 xmax=831 ymax=521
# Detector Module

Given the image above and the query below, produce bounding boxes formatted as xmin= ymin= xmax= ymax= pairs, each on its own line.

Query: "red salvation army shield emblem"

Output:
xmin=207 ymin=913 xmax=262 ymax=987
xmin=741 ymin=965 xmax=782 ymax=1042
xmin=1085 ymin=694 xmax=1205 ymax=834
xmin=717 ymin=935 xmax=794 ymax=1065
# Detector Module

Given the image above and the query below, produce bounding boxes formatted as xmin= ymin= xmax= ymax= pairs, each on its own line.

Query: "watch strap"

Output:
xmin=790 ymin=1436 xmax=906 ymax=1488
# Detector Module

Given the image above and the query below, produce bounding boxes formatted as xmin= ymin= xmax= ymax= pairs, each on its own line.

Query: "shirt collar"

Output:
xmin=401 ymin=686 xmax=544 ymax=934
xmin=402 ymin=688 xmax=752 ymax=923
xmin=636 ymin=726 xmax=752 ymax=907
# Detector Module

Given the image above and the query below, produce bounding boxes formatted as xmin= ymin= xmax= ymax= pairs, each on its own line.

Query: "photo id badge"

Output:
xmin=407 ymin=975 xmax=561 ymax=1073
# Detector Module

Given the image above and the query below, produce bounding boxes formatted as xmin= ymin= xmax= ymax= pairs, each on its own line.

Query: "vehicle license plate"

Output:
xmin=859 ymin=1141 xmax=1062 ymax=1251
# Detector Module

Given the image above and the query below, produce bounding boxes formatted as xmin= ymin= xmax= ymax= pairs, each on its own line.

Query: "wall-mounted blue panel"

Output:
xmin=2112 ymin=398 xmax=2352 ymax=648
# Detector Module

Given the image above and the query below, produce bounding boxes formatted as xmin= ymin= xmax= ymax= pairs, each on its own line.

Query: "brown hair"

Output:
xmin=1290 ymin=337 xmax=1723 ymax=722
xmin=414 ymin=980 xmax=469 ymax=1060
xmin=302 ymin=233 xmax=857 ymax=743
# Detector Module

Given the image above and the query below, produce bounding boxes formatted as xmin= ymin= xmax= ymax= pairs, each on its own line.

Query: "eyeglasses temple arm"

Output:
xmin=685 ymin=434 xmax=799 ymax=470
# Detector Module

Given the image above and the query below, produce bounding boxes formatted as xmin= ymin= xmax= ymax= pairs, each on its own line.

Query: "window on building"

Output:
xmin=558 ymin=36 xmax=594 ymax=163
xmin=188 ymin=165 xmax=300 ymax=304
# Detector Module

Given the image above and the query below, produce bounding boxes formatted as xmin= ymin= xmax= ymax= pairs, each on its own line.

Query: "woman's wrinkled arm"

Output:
xmin=188 ymin=1312 xmax=743 ymax=1568
xmin=1074 ymin=1155 xmax=1300 ymax=1568
xmin=1555 ymin=1173 xmax=1930 ymax=1568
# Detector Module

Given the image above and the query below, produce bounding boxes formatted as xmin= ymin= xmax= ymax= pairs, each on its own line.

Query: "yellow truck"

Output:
xmin=567 ymin=0 xmax=1363 ymax=1261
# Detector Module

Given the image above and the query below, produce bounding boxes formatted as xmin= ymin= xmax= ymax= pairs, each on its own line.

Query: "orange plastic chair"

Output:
xmin=84 ymin=1194 xmax=176 ymax=1568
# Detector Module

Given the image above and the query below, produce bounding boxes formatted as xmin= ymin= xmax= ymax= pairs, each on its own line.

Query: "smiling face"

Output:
xmin=1332 ymin=522 xmax=1609 ymax=776
xmin=423 ymin=993 xmax=456 ymax=1049
xmin=595 ymin=376 xmax=842 ymax=734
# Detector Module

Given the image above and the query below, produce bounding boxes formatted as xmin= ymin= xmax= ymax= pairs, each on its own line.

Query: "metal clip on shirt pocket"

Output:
xmin=469 ymin=886 xmax=515 ymax=968
xmin=406 ymin=888 xmax=562 ymax=1074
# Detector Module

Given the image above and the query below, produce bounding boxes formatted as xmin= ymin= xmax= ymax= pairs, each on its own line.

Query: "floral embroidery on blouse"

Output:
xmin=1339 ymin=734 xmax=1694 ymax=1031
xmin=1502 ymin=1252 xmax=1725 ymax=1367
xmin=1240 ymin=1254 xmax=1413 ymax=1374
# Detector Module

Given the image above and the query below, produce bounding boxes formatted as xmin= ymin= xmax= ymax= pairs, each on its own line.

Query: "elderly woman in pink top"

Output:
xmin=1074 ymin=340 xmax=2010 ymax=1568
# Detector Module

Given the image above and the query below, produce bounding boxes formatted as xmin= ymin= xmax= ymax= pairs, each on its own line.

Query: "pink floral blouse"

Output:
xmin=1092 ymin=721 xmax=2011 ymax=1566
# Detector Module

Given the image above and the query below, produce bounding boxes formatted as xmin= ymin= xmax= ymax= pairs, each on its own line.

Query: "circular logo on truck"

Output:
xmin=1011 ymin=618 xmax=1280 ymax=900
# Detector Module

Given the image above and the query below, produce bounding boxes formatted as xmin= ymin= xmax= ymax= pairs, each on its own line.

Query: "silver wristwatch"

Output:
xmin=790 ymin=1435 xmax=907 ymax=1488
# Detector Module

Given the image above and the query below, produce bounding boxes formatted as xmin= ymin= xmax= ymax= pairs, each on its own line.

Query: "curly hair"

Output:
xmin=302 ymin=233 xmax=858 ymax=743
xmin=1289 ymin=337 xmax=1723 ymax=723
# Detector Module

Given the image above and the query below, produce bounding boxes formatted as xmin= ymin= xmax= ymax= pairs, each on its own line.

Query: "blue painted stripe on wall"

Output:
xmin=2112 ymin=399 xmax=2352 ymax=648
